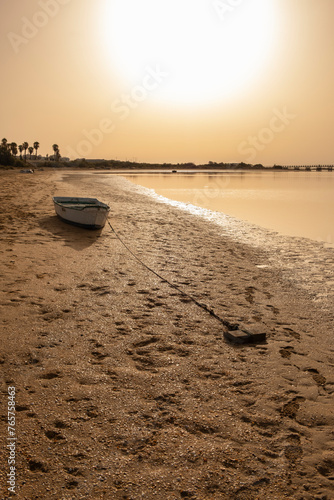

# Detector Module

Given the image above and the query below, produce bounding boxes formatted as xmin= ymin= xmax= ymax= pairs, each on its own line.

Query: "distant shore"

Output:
xmin=1 ymin=159 xmax=268 ymax=171
xmin=2 ymin=157 xmax=334 ymax=172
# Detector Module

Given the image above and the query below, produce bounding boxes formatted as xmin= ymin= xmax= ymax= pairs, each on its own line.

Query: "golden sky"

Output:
xmin=1 ymin=0 xmax=334 ymax=165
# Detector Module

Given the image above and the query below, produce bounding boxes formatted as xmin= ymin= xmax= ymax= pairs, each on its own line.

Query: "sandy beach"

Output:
xmin=1 ymin=169 xmax=334 ymax=500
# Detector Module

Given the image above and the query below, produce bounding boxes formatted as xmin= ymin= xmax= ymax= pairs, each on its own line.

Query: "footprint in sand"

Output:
xmin=65 ymin=480 xmax=79 ymax=491
xmin=45 ymin=429 xmax=65 ymax=441
xmin=28 ymin=459 xmax=49 ymax=473
xmin=245 ymin=286 xmax=256 ymax=304
xmin=132 ymin=336 xmax=160 ymax=348
xmin=91 ymin=350 xmax=109 ymax=362
xmin=283 ymin=327 xmax=301 ymax=340
xmin=54 ymin=420 xmax=70 ymax=429
xmin=279 ymin=346 xmax=296 ymax=358
xmin=304 ymin=368 xmax=327 ymax=387
xmin=39 ymin=371 xmax=62 ymax=380
xmin=281 ymin=397 xmax=306 ymax=419
xmin=15 ymin=405 xmax=29 ymax=412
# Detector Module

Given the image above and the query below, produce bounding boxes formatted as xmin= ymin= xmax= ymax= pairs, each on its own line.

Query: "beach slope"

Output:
xmin=1 ymin=170 xmax=333 ymax=499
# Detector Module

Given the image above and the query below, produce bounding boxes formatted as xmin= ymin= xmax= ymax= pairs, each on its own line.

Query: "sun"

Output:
xmin=100 ymin=0 xmax=278 ymax=105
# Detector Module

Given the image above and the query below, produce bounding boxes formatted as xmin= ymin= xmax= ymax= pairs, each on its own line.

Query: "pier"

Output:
xmin=284 ymin=165 xmax=333 ymax=171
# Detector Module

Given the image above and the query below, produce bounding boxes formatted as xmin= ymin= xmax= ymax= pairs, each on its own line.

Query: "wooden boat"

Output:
xmin=53 ymin=197 xmax=110 ymax=229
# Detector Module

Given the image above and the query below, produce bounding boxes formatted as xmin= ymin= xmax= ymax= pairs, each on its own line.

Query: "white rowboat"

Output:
xmin=53 ymin=197 xmax=110 ymax=229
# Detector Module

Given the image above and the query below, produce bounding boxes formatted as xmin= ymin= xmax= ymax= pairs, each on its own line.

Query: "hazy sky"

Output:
xmin=1 ymin=0 xmax=334 ymax=165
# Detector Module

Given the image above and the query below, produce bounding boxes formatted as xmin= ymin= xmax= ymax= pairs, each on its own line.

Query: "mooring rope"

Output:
xmin=108 ymin=220 xmax=237 ymax=331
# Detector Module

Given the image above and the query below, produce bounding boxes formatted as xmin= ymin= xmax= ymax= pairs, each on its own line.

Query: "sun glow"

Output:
xmin=101 ymin=0 xmax=278 ymax=105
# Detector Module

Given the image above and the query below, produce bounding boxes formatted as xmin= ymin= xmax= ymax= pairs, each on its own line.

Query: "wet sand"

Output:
xmin=1 ymin=170 xmax=334 ymax=499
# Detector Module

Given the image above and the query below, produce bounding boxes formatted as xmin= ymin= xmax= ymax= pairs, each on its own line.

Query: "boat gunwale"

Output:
xmin=53 ymin=197 xmax=110 ymax=212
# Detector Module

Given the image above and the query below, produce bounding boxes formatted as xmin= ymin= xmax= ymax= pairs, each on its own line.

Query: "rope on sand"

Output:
xmin=108 ymin=220 xmax=237 ymax=331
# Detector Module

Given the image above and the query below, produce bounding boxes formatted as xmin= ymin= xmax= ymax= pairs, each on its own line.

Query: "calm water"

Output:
xmin=123 ymin=171 xmax=334 ymax=246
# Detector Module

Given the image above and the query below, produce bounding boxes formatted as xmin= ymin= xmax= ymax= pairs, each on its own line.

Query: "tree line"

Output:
xmin=0 ymin=138 xmax=61 ymax=166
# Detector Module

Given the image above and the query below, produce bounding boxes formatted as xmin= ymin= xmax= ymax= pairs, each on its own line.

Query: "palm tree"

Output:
xmin=10 ymin=142 xmax=18 ymax=157
xmin=33 ymin=141 xmax=40 ymax=159
xmin=18 ymin=145 xmax=23 ymax=160
xmin=22 ymin=142 xmax=29 ymax=161
xmin=28 ymin=146 xmax=34 ymax=159
xmin=52 ymin=144 xmax=60 ymax=161
xmin=0 ymin=139 xmax=12 ymax=166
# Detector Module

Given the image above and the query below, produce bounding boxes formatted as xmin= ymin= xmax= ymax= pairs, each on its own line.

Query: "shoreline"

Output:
xmin=102 ymin=171 xmax=334 ymax=313
xmin=1 ymin=170 xmax=333 ymax=499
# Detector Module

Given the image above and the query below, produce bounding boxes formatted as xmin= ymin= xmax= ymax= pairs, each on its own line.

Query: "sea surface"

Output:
xmin=122 ymin=171 xmax=334 ymax=247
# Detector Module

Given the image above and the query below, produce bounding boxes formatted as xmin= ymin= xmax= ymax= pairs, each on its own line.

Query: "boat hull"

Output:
xmin=53 ymin=197 xmax=110 ymax=229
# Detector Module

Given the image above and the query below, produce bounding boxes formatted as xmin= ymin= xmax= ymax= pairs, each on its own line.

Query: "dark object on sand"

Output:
xmin=224 ymin=328 xmax=267 ymax=345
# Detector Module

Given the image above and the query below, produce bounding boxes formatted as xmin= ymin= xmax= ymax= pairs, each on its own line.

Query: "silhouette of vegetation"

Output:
xmin=10 ymin=142 xmax=18 ymax=157
xmin=67 ymin=159 xmax=265 ymax=171
xmin=0 ymin=138 xmax=13 ymax=166
xmin=0 ymin=137 xmax=42 ymax=168
xmin=22 ymin=141 xmax=29 ymax=161
xmin=33 ymin=141 xmax=40 ymax=158
xmin=52 ymin=144 xmax=60 ymax=161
